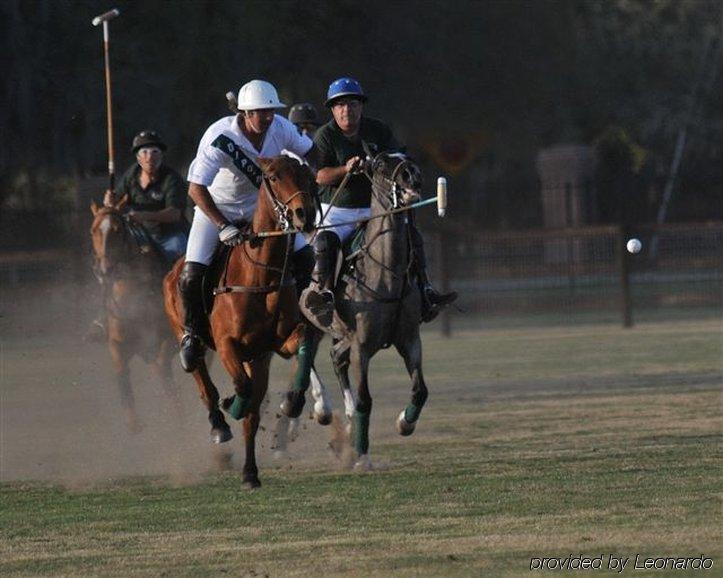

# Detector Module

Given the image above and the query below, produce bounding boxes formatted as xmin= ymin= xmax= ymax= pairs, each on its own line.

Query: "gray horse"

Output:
xmin=314 ymin=152 xmax=430 ymax=469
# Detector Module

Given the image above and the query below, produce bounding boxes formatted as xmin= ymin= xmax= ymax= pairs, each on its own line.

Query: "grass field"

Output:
xmin=1 ymin=317 xmax=721 ymax=576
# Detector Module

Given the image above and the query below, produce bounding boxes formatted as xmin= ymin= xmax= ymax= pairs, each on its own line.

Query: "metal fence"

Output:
xmin=2 ymin=203 xmax=721 ymax=331
xmin=427 ymin=221 xmax=723 ymax=331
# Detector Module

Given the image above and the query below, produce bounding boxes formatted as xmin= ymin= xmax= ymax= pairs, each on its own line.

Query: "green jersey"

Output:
xmin=314 ymin=116 xmax=401 ymax=208
xmin=118 ymin=163 xmax=188 ymax=237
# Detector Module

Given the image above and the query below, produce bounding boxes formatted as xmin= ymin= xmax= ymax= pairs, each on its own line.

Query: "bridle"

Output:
xmin=369 ymin=153 xmax=421 ymax=212
xmin=261 ymin=166 xmax=315 ymax=233
xmin=91 ymin=208 xmax=134 ymax=280
xmin=342 ymin=153 xmax=421 ymax=304
xmin=214 ymin=164 xmax=314 ymax=296
xmin=91 ymin=207 xmax=160 ymax=318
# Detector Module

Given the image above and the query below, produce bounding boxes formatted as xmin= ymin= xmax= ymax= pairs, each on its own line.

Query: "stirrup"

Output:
xmin=303 ymin=288 xmax=335 ymax=328
xmin=425 ymin=287 xmax=458 ymax=308
xmin=179 ymin=333 xmax=205 ymax=373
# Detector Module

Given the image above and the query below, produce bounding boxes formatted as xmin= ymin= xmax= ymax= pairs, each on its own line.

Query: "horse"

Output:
xmin=297 ymin=152 xmax=429 ymax=470
xmin=89 ymin=196 xmax=182 ymax=432
xmin=163 ymin=155 xmax=318 ymax=488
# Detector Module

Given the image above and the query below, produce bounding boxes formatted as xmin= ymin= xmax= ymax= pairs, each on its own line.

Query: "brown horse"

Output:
xmin=90 ymin=196 xmax=181 ymax=432
xmin=163 ymin=156 xmax=317 ymax=488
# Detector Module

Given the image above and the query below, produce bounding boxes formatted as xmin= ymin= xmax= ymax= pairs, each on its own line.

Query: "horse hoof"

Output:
xmin=211 ymin=426 xmax=233 ymax=444
xmin=313 ymin=400 xmax=332 ymax=425
xmin=280 ymin=390 xmax=306 ymax=418
xmin=243 ymin=477 xmax=261 ymax=489
xmin=354 ymin=454 xmax=373 ymax=471
xmin=396 ymin=410 xmax=416 ymax=436
xmin=315 ymin=410 xmax=333 ymax=426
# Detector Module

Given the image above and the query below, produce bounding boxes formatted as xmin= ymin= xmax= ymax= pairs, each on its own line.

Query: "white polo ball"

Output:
xmin=626 ymin=238 xmax=642 ymax=254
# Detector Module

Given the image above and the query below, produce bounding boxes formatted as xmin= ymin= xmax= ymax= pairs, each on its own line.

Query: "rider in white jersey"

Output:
xmin=178 ymin=80 xmax=318 ymax=372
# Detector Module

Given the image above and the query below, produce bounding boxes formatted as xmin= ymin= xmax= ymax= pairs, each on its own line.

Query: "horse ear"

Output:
xmin=90 ymin=201 xmax=99 ymax=216
xmin=116 ymin=194 xmax=129 ymax=211
xmin=257 ymin=157 xmax=272 ymax=172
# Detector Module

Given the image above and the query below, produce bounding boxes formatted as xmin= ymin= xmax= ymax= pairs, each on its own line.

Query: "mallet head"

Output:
xmin=92 ymin=8 xmax=120 ymax=26
xmin=226 ymin=91 xmax=239 ymax=113
xmin=437 ymin=177 xmax=447 ymax=217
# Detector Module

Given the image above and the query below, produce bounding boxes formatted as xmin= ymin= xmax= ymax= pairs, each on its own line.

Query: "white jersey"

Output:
xmin=187 ymin=114 xmax=312 ymax=218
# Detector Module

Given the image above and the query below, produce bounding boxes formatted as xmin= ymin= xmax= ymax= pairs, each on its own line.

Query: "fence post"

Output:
xmin=617 ymin=226 xmax=633 ymax=328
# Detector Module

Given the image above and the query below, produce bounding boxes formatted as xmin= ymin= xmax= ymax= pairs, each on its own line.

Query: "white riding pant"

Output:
xmin=319 ymin=204 xmax=371 ymax=243
xmin=185 ymin=204 xmax=308 ymax=266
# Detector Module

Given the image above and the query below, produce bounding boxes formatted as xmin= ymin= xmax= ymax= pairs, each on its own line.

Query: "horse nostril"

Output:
xmin=295 ymin=208 xmax=305 ymax=223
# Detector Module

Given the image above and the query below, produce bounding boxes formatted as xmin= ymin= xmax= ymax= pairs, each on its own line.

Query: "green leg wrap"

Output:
xmin=226 ymin=395 xmax=251 ymax=420
xmin=352 ymin=410 xmax=370 ymax=455
xmin=292 ymin=337 xmax=318 ymax=392
xmin=404 ymin=403 xmax=423 ymax=424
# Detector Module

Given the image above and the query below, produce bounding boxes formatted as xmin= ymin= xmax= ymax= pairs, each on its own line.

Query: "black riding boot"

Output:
xmin=178 ymin=261 xmax=208 ymax=372
xmin=410 ymin=224 xmax=457 ymax=322
xmin=292 ymin=244 xmax=315 ymax=299
xmin=303 ymin=231 xmax=340 ymax=328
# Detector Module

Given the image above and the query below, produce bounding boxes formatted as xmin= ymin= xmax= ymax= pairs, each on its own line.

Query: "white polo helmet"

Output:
xmin=237 ymin=79 xmax=286 ymax=110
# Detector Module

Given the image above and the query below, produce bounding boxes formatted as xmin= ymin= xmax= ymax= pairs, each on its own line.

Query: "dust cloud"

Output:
xmin=0 ymin=278 xmax=360 ymax=487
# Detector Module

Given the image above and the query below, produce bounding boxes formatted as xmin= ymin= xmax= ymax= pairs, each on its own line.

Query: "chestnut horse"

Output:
xmin=163 ymin=156 xmax=317 ymax=488
xmin=90 ymin=197 xmax=181 ymax=432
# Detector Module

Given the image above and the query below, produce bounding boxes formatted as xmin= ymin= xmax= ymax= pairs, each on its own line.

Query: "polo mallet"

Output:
xmin=436 ymin=177 xmax=447 ymax=217
xmin=92 ymin=8 xmax=120 ymax=195
xmin=226 ymin=91 xmax=239 ymax=113
xmin=253 ymin=176 xmax=449 ymax=239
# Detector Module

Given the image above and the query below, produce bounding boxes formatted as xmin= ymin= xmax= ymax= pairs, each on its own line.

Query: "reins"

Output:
xmin=342 ymin=168 xmax=415 ymax=305
xmin=91 ymin=208 xmax=162 ymax=318
xmin=213 ymin=174 xmax=299 ymax=296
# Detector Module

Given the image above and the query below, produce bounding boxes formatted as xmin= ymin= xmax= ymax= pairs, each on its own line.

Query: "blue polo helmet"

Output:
xmin=324 ymin=77 xmax=367 ymax=107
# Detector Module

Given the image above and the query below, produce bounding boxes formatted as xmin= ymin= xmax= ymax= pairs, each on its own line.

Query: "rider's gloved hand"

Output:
xmin=345 ymin=156 xmax=363 ymax=174
xmin=218 ymin=223 xmax=244 ymax=246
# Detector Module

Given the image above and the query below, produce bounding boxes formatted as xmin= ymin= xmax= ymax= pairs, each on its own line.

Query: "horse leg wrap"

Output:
xmin=403 ymin=403 xmax=423 ymax=424
xmin=292 ymin=336 xmax=318 ymax=392
xmin=352 ymin=410 xmax=371 ymax=456
xmin=224 ymin=394 xmax=251 ymax=420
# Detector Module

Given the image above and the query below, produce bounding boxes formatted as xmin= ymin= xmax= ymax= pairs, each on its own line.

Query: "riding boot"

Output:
xmin=292 ymin=244 xmax=315 ymax=299
xmin=410 ymin=224 xmax=457 ymax=322
xmin=302 ymin=231 xmax=340 ymax=328
xmin=178 ymin=261 xmax=208 ymax=372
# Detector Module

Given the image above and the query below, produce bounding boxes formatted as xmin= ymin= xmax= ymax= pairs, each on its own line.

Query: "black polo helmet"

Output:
xmin=132 ymin=130 xmax=167 ymax=153
xmin=288 ymin=103 xmax=321 ymax=126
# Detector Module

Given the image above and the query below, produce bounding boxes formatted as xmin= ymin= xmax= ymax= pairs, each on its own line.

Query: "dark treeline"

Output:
xmin=3 ymin=0 xmax=723 ymax=229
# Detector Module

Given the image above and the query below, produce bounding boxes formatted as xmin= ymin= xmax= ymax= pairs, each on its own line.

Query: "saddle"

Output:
xmin=200 ymin=220 xmax=295 ymax=315
xmin=201 ymin=244 xmax=232 ymax=315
